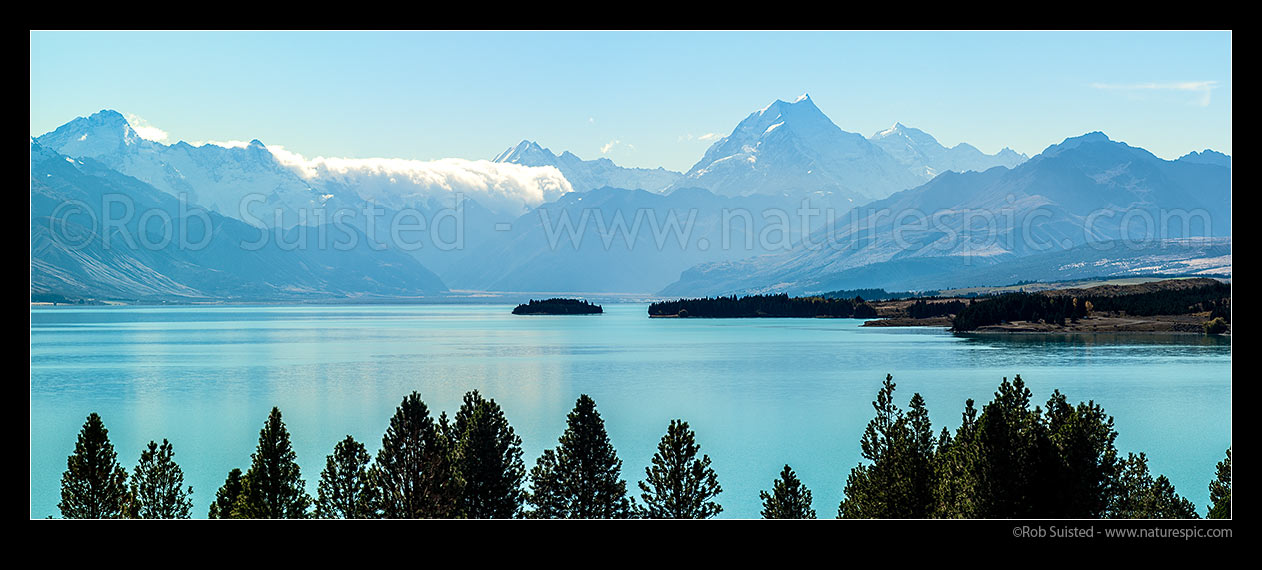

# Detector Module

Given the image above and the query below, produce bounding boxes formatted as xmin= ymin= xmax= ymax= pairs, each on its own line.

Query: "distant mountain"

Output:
xmin=662 ymin=132 xmax=1231 ymax=295
xmin=32 ymin=109 xmax=1229 ymax=299
xmin=666 ymin=238 xmax=1231 ymax=295
xmin=31 ymin=142 xmax=447 ymax=300
xmin=35 ymin=110 xmax=335 ymax=228
xmin=1178 ymin=149 xmax=1231 ymax=168
xmin=34 ymin=110 xmax=578 ymax=289
xmin=36 ymin=110 xmax=573 ymax=229
xmin=669 ymin=94 xmax=927 ymax=207
xmin=442 ymin=186 xmax=806 ymax=293
xmin=868 ymin=122 xmax=1027 ymax=179
xmin=493 ymin=140 xmax=682 ymax=192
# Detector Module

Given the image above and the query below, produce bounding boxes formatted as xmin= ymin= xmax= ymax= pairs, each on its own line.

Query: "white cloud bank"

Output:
xmin=105 ymin=113 xmax=573 ymax=217
xmin=269 ymin=146 xmax=574 ymax=217
xmin=124 ymin=113 xmax=170 ymax=142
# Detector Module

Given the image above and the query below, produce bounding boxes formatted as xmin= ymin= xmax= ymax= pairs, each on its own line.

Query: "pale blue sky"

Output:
xmin=30 ymin=30 xmax=1231 ymax=171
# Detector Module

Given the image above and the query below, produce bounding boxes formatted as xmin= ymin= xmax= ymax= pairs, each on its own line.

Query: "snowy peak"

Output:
xmin=748 ymin=93 xmax=833 ymax=134
xmin=762 ymin=92 xmax=818 ymax=113
xmin=491 ymin=139 xmax=680 ymax=193
xmin=677 ymin=96 xmax=921 ymax=204
xmin=493 ymin=140 xmax=554 ymax=165
xmin=34 ymin=109 xmax=146 ymax=159
xmin=871 ymin=122 xmax=943 ymax=149
xmin=869 ymin=122 xmax=1027 ymax=179
xmin=35 ymin=110 xmax=326 ymax=227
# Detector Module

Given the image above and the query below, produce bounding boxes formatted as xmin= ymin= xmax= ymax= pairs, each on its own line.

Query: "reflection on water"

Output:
xmin=30 ymin=304 xmax=1231 ymax=519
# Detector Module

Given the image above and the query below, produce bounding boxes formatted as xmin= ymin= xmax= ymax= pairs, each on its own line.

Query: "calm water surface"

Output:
xmin=30 ymin=304 xmax=1232 ymax=518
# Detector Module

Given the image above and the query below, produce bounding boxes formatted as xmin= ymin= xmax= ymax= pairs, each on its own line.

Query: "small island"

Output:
xmin=649 ymin=293 xmax=877 ymax=318
xmin=512 ymin=298 xmax=603 ymax=315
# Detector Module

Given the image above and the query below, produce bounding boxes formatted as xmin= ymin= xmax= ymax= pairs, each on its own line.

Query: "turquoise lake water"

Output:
xmin=30 ymin=304 xmax=1232 ymax=519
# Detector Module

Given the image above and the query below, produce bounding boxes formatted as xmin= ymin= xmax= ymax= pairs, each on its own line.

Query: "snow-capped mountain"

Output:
xmin=35 ymin=111 xmax=575 ymax=234
xmin=662 ymin=132 xmax=1231 ymax=295
xmin=31 ymin=108 xmax=1229 ymax=299
xmin=35 ymin=110 xmax=333 ymax=228
xmin=31 ymin=141 xmax=448 ymax=300
xmin=493 ymin=140 xmax=682 ymax=192
xmin=869 ymin=122 xmax=1027 ymax=179
xmin=669 ymin=94 xmax=925 ymax=206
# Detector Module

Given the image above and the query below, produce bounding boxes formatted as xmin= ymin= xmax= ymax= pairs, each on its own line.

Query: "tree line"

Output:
xmin=56 ymin=377 xmax=1231 ymax=519
xmin=951 ymin=294 xmax=1086 ymax=331
xmin=649 ymin=293 xmax=878 ymax=319
xmin=1084 ymin=282 xmax=1230 ymax=317
xmin=951 ymin=282 xmax=1231 ymax=331
xmin=906 ymin=299 xmax=967 ymax=319
xmin=838 ymin=374 xmax=1230 ymax=519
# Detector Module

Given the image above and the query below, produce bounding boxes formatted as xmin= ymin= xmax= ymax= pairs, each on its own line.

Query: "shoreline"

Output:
xmin=861 ymin=314 xmax=1229 ymax=335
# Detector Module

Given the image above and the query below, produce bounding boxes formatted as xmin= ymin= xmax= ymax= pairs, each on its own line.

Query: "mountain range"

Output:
xmin=492 ymin=140 xmax=682 ymax=193
xmin=663 ymin=132 xmax=1231 ymax=295
xmin=667 ymin=94 xmax=1024 ymax=207
xmin=869 ymin=122 xmax=1027 ymax=180
xmin=30 ymin=98 xmax=1230 ymax=300
xmin=30 ymin=141 xmax=447 ymax=300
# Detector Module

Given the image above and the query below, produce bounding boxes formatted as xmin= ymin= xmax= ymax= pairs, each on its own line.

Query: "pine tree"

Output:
xmin=526 ymin=394 xmax=633 ymax=518
xmin=968 ymin=375 xmax=1058 ymax=517
xmin=208 ymin=468 xmax=245 ymax=519
xmin=236 ymin=407 xmax=311 ymax=518
xmin=1107 ymin=452 xmax=1198 ymax=519
xmin=374 ymin=392 xmax=460 ymax=518
xmin=58 ymin=413 xmax=130 ymax=519
xmin=903 ymin=392 xmax=938 ymax=515
xmin=1207 ymin=448 xmax=1231 ymax=519
xmin=839 ymin=375 xmax=901 ymax=518
xmin=315 ymin=435 xmax=378 ymax=519
xmin=453 ymin=390 xmax=526 ymax=518
xmin=637 ymin=419 xmax=723 ymax=519
xmin=525 ymin=449 xmax=567 ymax=517
xmin=128 ymin=439 xmax=193 ymax=519
xmin=839 ymin=375 xmax=938 ymax=518
xmin=932 ymin=399 xmax=981 ymax=518
xmin=759 ymin=464 xmax=816 ymax=519
xmin=1044 ymin=391 xmax=1118 ymax=518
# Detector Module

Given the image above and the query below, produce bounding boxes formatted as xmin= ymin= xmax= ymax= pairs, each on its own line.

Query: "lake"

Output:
xmin=29 ymin=304 xmax=1232 ymax=518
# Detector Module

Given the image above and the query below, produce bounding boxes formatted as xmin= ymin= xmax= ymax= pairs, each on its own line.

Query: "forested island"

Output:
xmin=648 ymin=293 xmax=878 ymax=318
xmin=861 ymin=278 xmax=1230 ymax=334
xmin=511 ymin=298 xmax=603 ymax=315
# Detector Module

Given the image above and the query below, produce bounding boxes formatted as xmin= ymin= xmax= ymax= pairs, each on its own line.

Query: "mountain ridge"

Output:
xmin=31 ymin=141 xmax=448 ymax=300
xmin=661 ymin=131 xmax=1231 ymax=295
xmin=493 ymin=139 xmax=682 ymax=192
xmin=31 ymin=108 xmax=1230 ymax=298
